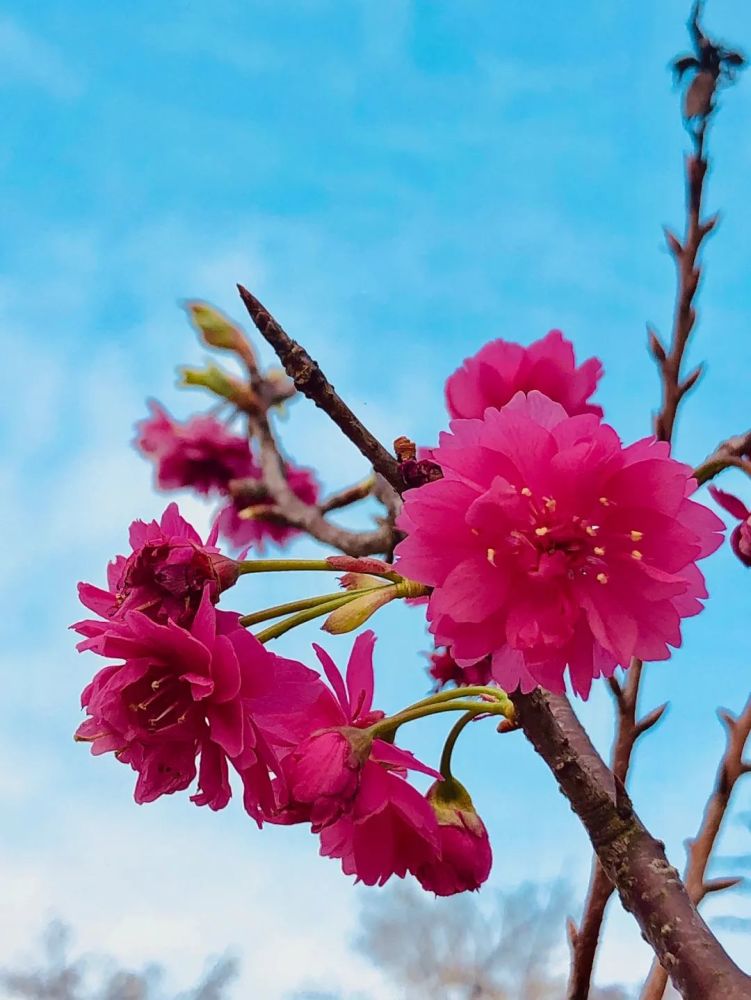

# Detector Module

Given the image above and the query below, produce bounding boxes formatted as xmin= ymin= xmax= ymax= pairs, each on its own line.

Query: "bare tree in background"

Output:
xmin=355 ymin=882 xmax=630 ymax=1000
xmin=0 ymin=921 xmax=238 ymax=1000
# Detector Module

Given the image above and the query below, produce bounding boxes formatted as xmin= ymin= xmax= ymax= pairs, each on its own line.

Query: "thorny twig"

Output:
xmin=201 ymin=297 xmax=400 ymax=558
xmin=640 ymin=696 xmax=751 ymax=1000
xmin=236 ymin=283 xmax=405 ymax=494
xmin=567 ymin=4 xmax=746 ymax=995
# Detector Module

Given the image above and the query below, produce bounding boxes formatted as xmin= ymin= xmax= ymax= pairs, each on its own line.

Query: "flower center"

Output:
xmin=495 ymin=486 xmax=645 ymax=584
xmin=128 ymin=668 xmax=192 ymax=733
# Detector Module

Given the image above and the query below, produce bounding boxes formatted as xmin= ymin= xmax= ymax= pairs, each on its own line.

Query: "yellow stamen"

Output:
xmin=596 ymin=572 xmax=609 ymax=584
xmin=585 ymin=525 xmax=599 ymax=537
xmin=632 ymin=550 xmax=643 ymax=561
xmin=599 ymin=497 xmax=610 ymax=507
xmin=520 ymin=487 xmax=532 ymax=497
xmin=534 ymin=526 xmax=549 ymax=537
xmin=630 ymin=530 xmax=643 ymax=542
xmin=544 ymin=497 xmax=557 ymax=511
xmin=487 ymin=548 xmax=497 ymax=566
xmin=594 ymin=546 xmax=605 ymax=556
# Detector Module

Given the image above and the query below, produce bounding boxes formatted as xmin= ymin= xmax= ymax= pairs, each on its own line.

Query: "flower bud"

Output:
xmin=415 ymin=778 xmax=492 ymax=896
xmin=186 ymin=302 xmax=246 ymax=352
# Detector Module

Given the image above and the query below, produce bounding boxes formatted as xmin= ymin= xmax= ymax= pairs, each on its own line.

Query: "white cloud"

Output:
xmin=0 ymin=15 xmax=83 ymax=99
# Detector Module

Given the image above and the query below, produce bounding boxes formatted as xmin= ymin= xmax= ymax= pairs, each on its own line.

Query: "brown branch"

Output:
xmin=569 ymin=29 xmax=726 ymax=993
xmin=236 ymin=284 xmax=405 ymax=494
xmin=514 ymin=690 xmax=751 ymax=1000
xmin=568 ymin=661 xmax=669 ymax=998
xmin=693 ymin=429 xmax=751 ymax=485
xmin=246 ymin=408 xmax=395 ymax=558
xmin=320 ymin=475 xmax=376 ymax=514
xmin=640 ymin=696 xmax=751 ymax=1000
xmin=652 ymin=126 xmax=712 ymax=444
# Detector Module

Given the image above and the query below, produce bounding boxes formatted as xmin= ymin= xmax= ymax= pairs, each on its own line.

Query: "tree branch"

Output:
xmin=639 ymin=696 xmax=751 ymax=1000
xmin=236 ymin=284 xmax=405 ymax=494
xmin=514 ymin=690 xmax=751 ymax=1000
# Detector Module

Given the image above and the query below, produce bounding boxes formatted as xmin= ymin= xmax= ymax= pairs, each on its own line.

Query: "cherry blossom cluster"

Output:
xmin=73 ymin=323 xmax=731 ymax=896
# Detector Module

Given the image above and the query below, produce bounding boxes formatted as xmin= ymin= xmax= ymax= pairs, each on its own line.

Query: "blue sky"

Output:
xmin=2 ymin=1 xmax=751 ymax=996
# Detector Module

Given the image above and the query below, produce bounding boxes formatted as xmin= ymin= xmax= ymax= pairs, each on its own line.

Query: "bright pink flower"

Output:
xmin=428 ymin=647 xmax=492 ymax=690
xmin=318 ymin=759 xmax=440 ymax=887
xmin=75 ymin=586 xmax=292 ymax=820
xmin=73 ymin=504 xmax=239 ymax=650
xmin=709 ymin=487 xmax=751 ymax=566
xmin=274 ymin=632 xmax=438 ymax=832
xmin=216 ymin=463 xmax=319 ymax=552
xmin=395 ymin=392 xmax=724 ymax=698
xmin=415 ymin=779 xmax=492 ymax=896
xmin=445 ymin=330 xmax=603 ymax=420
xmin=136 ymin=401 xmax=256 ymax=495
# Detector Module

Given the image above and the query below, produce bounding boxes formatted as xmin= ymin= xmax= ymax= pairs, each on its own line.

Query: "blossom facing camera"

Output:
xmin=136 ymin=400 xmax=256 ymax=495
xmin=73 ymin=503 xmax=239 ymax=649
xmin=415 ymin=778 xmax=492 ymax=896
xmin=395 ymin=392 xmax=724 ymax=699
xmin=445 ymin=330 xmax=603 ymax=420
xmin=709 ymin=487 xmax=750 ymax=565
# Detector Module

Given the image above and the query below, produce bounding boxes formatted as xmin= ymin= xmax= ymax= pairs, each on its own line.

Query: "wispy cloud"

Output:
xmin=0 ymin=15 xmax=83 ymax=99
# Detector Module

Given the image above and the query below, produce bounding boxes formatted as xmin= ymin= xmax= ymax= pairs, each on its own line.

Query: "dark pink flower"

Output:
xmin=75 ymin=586 xmax=290 ymax=820
xmin=274 ymin=632 xmax=438 ymax=832
xmin=709 ymin=487 xmax=751 ymax=566
xmin=216 ymin=463 xmax=319 ymax=552
xmin=318 ymin=758 xmax=440 ymax=887
xmin=136 ymin=401 xmax=256 ymax=495
xmin=395 ymin=392 xmax=724 ymax=699
xmin=415 ymin=779 xmax=492 ymax=896
xmin=445 ymin=330 xmax=603 ymax=420
xmin=73 ymin=503 xmax=239 ymax=649
xmin=428 ymin=648 xmax=492 ymax=690
xmin=265 ymin=632 xmax=442 ymax=885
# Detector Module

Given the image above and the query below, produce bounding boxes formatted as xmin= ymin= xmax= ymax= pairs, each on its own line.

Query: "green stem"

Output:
xmin=236 ymin=557 xmax=401 ymax=584
xmin=254 ymin=593 xmax=357 ymax=643
xmin=406 ymin=685 xmax=510 ymax=711
xmin=237 ymin=558 xmax=337 ymax=575
xmin=440 ymin=712 xmax=477 ymax=780
xmin=371 ymin=697 xmax=512 ymax=741
xmin=240 ymin=588 xmax=375 ymax=627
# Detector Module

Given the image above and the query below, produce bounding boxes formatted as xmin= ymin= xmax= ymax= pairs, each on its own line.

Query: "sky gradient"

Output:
xmin=3 ymin=2 xmax=751 ymax=996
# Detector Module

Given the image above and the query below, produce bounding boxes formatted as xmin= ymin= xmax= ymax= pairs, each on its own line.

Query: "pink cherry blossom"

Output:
xmin=75 ymin=586 xmax=285 ymax=820
xmin=415 ymin=780 xmax=493 ymax=896
xmin=136 ymin=401 xmax=256 ymax=495
xmin=265 ymin=632 xmax=442 ymax=885
xmin=395 ymin=392 xmax=724 ymax=699
xmin=73 ymin=503 xmax=238 ymax=650
xmin=318 ymin=758 xmax=441 ymax=887
xmin=709 ymin=487 xmax=751 ymax=566
xmin=273 ymin=632 xmax=438 ymax=831
xmin=445 ymin=330 xmax=603 ymax=420
xmin=428 ymin=647 xmax=492 ymax=690
xmin=216 ymin=463 xmax=319 ymax=552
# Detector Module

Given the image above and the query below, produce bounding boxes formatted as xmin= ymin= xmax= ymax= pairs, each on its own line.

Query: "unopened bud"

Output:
xmin=186 ymin=302 xmax=246 ymax=352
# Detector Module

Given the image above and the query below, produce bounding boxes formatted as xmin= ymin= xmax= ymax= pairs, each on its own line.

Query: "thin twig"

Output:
xmin=568 ymin=39 xmax=717 ymax=999
xmin=514 ymin=690 xmax=751 ymax=1000
xmin=640 ymin=696 xmax=751 ymax=1000
xmin=236 ymin=284 xmax=405 ymax=493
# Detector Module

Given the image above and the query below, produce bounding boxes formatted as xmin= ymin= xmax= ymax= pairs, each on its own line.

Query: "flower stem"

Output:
xmin=236 ymin=559 xmax=337 ymax=575
xmin=253 ymin=593 xmax=357 ymax=643
xmin=440 ymin=712 xmax=477 ymax=781
xmin=370 ymin=696 xmax=514 ymax=741
xmin=240 ymin=588 xmax=374 ymax=627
